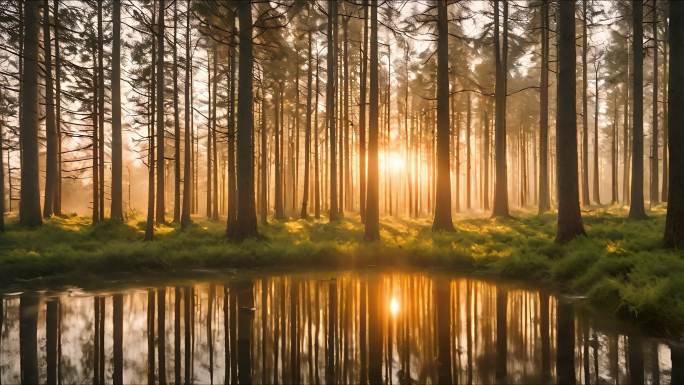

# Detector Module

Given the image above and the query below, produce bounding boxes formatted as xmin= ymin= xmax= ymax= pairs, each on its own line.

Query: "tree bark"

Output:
xmin=19 ymin=0 xmax=41 ymax=227
xmin=492 ymin=0 xmax=510 ymax=218
xmin=231 ymin=0 xmax=258 ymax=240
xmin=629 ymin=0 xmax=648 ymax=219
xmin=581 ymin=0 xmax=590 ymax=206
xmin=364 ymin=0 xmax=380 ymax=240
xmin=111 ymin=0 xmax=124 ymax=221
xmin=432 ymin=0 xmax=454 ymax=231
xmin=301 ymin=14 xmax=313 ymax=219
xmin=556 ymin=0 xmax=585 ymax=243
xmin=181 ymin=0 xmax=193 ymax=228
xmin=651 ymin=2 xmax=659 ymax=206
xmin=156 ymin=0 xmax=166 ymax=224
xmin=665 ymin=0 xmax=684 ymax=248
xmin=593 ymin=59 xmax=601 ymax=205
xmin=172 ymin=0 xmax=181 ymax=222
xmin=43 ymin=0 xmax=57 ymax=218
xmin=538 ymin=0 xmax=550 ymax=214
xmin=227 ymin=9 xmax=238 ymax=232
xmin=359 ymin=0 xmax=368 ymax=221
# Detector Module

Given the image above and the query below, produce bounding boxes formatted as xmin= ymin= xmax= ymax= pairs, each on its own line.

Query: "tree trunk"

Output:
xmin=20 ymin=295 xmax=39 ymax=385
xmin=156 ymin=0 xmax=166 ymax=224
xmin=54 ymin=0 xmax=62 ymax=216
xmin=555 ymin=0 xmax=585 ymax=243
xmin=274 ymin=85 xmax=284 ymax=219
xmin=538 ymin=0 xmax=550 ymax=214
xmin=111 ymin=0 xmax=124 ymax=221
xmin=231 ymin=0 xmax=258 ymax=240
xmin=19 ymin=0 xmax=42 ymax=227
xmin=328 ymin=0 xmax=339 ymax=221
xmin=662 ymin=18 xmax=669 ymax=202
xmin=581 ymin=0 xmax=590 ymax=206
xmin=314 ymin=51 xmax=321 ymax=219
xmin=359 ymin=0 xmax=368 ymax=221
xmin=629 ymin=0 xmax=647 ymax=219
xmin=227 ymin=10 xmax=238 ymax=232
xmin=43 ymin=0 xmax=57 ymax=218
xmin=651 ymin=3 xmax=659 ymax=206
xmin=593 ymin=60 xmax=601 ymax=205
xmin=612 ymin=93 xmax=619 ymax=204
xmin=665 ymin=1 xmax=684 ymax=248
xmin=301 ymin=17 xmax=313 ymax=219
xmin=260 ymin=86 xmax=268 ymax=224
xmin=492 ymin=0 xmax=510 ymax=218
xmin=92 ymin=41 xmax=100 ymax=223
xmin=172 ymin=0 xmax=181 ymax=222
xmin=145 ymin=16 xmax=156 ymax=241
xmin=181 ymin=0 xmax=192 ymax=228
xmin=432 ymin=0 xmax=454 ymax=231
xmin=211 ymin=50 xmax=219 ymax=220
xmin=364 ymin=0 xmax=380 ymax=240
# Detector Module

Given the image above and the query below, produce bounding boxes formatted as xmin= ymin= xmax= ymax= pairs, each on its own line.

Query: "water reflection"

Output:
xmin=0 ymin=272 xmax=676 ymax=384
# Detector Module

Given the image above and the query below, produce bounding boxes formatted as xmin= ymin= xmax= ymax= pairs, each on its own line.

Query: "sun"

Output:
xmin=389 ymin=296 xmax=401 ymax=316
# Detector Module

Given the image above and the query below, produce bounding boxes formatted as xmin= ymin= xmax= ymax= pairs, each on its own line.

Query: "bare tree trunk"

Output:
xmin=111 ymin=0 xmax=124 ymax=221
xmin=662 ymin=18 xmax=669 ymax=202
xmin=92 ymin=41 xmax=100 ymax=223
xmin=231 ymin=0 xmax=258 ymax=240
xmin=227 ymin=10 xmax=238 ymax=232
xmin=54 ymin=0 xmax=62 ymax=216
xmin=181 ymin=0 xmax=193 ymax=228
xmin=156 ymin=0 xmax=166 ymax=224
xmin=556 ymin=0 xmax=585 ymax=243
xmin=274 ymin=84 xmax=284 ymax=219
xmin=359 ymin=0 xmax=368 ymax=221
xmin=314 ymin=51 xmax=321 ymax=219
xmin=432 ymin=0 xmax=453 ymax=231
xmin=364 ymin=0 xmax=379 ymax=240
xmin=43 ymin=0 xmax=57 ymax=218
xmin=492 ymin=0 xmax=510 ymax=218
xmin=651 ymin=2 xmax=659 ymax=206
xmin=665 ymin=1 xmax=684 ymax=248
xmin=328 ymin=0 xmax=339 ymax=221
xmin=581 ymin=0 xmax=590 ymax=206
xmin=593 ymin=60 xmax=601 ymax=205
xmin=629 ymin=0 xmax=648 ymax=219
xmin=538 ymin=0 xmax=550 ymax=214
xmin=171 ymin=0 xmax=181 ymax=222
xmin=97 ymin=1 xmax=105 ymax=221
xmin=301 ymin=14 xmax=313 ymax=219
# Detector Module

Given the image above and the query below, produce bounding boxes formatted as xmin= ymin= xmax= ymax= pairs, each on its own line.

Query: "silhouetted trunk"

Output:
xmin=612 ymin=93 xmax=619 ymax=204
xmin=665 ymin=1 xmax=684 ymax=247
xmin=301 ymin=16 xmax=313 ymax=219
xmin=0 ymin=89 xmax=4 ymax=231
xmin=364 ymin=0 xmax=379 ymax=240
xmin=581 ymin=0 xmax=590 ymax=206
xmin=172 ymin=0 xmax=181 ymax=223
xmin=630 ymin=0 xmax=648 ymax=219
xmin=181 ymin=1 xmax=192 ymax=228
xmin=260 ymin=90 xmax=268 ymax=224
xmin=662 ymin=18 xmax=669 ymax=203
xmin=556 ymin=0 xmax=585 ymax=243
xmin=19 ymin=0 xmax=41 ymax=227
xmin=238 ymin=279 xmax=254 ymax=384
xmin=593 ymin=60 xmax=601 ymax=205
xmin=54 ymin=0 xmax=62 ymax=215
xmin=97 ymin=0 xmax=105 ymax=221
xmin=492 ymin=0 xmax=509 ymax=218
xmin=156 ymin=0 xmax=166 ymax=224
xmin=145 ymin=26 xmax=156 ymax=241
xmin=359 ymin=0 xmax=368 ymax=221
xmin=92 ymin=37 xmax=100 ymax=223
xmin=328 ymin=0 xmax=339 ymax=221
xmin=227 ymin=9 xmax=238 ymax=233
xmin=206 ymin=52 xmax=213 ymax=218
xmin=556 ymin=300 xmax=575 ymax=385
xmin=314 ymin=52 xmax=321 ymax=219
xmin=538 ymin=0 xmax=550 ymax=214
xmin=43 ymin=0 xmax=57 ymax=218
xmin=20 ymin=295 xmax=39 ymax=385
xmin=274 ymin=85 xmax=284 ymax=219
xmin=432 ymin=0 xmax=454 ymax=231
xmin=651 ymin=4 xmax=659 ymax=206
xmin=231 ymin=0 xmax=258 ymax=240
xmin=343 ymin=17 xmax=351 ymax=212
xmin=111 ymin=0 xmax=123 ymax=221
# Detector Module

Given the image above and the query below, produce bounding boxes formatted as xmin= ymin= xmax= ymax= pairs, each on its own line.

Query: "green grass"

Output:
xmin=0 ymin=206 xmax=683 ymax=335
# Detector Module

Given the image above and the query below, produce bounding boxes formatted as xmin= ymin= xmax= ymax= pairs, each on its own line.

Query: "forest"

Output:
xmin=0 ymin=0 xmax=684 ymax=384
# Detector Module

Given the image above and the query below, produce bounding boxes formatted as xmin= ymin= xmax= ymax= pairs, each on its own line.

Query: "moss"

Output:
xmin=0 ymin=207 xmax=682 ymax=334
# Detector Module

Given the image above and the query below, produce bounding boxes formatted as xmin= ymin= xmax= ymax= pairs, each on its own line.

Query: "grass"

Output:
xmin=0 ymin=206 xmax=683 ymax=335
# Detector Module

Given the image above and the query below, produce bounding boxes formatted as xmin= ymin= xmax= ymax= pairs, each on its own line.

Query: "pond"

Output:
xmin=0 ymin=271 xmax=679 ymax=384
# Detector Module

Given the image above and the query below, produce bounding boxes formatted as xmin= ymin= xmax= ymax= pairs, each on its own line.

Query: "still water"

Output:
xmin=0 ymin=271 xmax=679 ymax=385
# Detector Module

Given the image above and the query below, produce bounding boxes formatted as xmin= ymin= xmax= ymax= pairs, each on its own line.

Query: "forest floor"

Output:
xmin=0 ymin=206 xmax=682 ymax=335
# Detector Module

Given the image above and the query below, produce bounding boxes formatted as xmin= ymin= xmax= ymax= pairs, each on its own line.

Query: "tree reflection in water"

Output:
xmin=0 ymin=272 xmax=676 ymax=384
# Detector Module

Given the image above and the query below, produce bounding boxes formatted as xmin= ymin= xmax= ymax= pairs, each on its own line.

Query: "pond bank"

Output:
xmin=0 ymin=207 xmax=682 ymax=336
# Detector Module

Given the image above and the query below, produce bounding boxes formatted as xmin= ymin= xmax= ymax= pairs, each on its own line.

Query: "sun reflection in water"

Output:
xmin=389 ymin=296 xmax=400 ymax=316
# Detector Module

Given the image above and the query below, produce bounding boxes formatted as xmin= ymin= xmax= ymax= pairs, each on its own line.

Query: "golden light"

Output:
xmin=389 ymin=296 xmax=401 ymax=316
xmin=380 ymin=151 xmax=405 ymax=173
xmin=389 ymin=152 xmax=405 ymax=171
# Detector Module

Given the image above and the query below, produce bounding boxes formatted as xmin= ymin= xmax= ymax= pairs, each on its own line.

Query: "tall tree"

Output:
xmin=328 ymin=0 xmax=339 ymax=221
xmin=364 ymin=0 xmax=379 ymax=240
xmin=19 ymin=0 xmax=41 ymax=227
xmin=581 ymin=0 xmax=590 ymax=206
xmin=301 ymin=8 xmax=313 ymax=219
xmin=359 ymin=0 xmax=368 ymax=221
xmin=97 ymin=0 xmax=105 ymax=221
xmin=593 ymin=53 xmax=601 ymax=205
xmin=172 ymin=0 xmax=181 ymax=222
xmin=156 ymin=0 xmax=166 ymax=224
xmin=492 ymin=0 xmax=510 ymax=218
xmin=556 ymin=0 xmax=585 ymax=243
xmin=227 ymin=8 xmax=238 ymax=233
xmin=665 ymin=0 xmax=684 ymax=248
xmin=231 ymin=0 xmax=258 ymax=240
xmin=538 ymin=0 xmax=551 ymax=214
xmin=629 ymin=0 xmax=647 ymax=219
xmin=650 ymin=2 xmax=659 ymax=206
xmin=432 ymin=0 xmax=454 ymax=232
xmin=43 ymin=0 xmax=58 ymax=218
xmin=181 ymin=0 xmax=193 ymax=228
xmin=111 ymin=0 xmax=124 ymax=221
